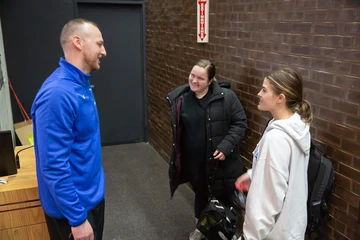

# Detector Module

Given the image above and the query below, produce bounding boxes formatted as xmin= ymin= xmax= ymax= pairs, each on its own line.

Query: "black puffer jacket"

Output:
xmin=166 ymin=81 xmax=247 ymax=198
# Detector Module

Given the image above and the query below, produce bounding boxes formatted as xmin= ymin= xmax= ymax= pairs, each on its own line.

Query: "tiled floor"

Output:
xmin=102 ymin=142 xmax=196 ymax=240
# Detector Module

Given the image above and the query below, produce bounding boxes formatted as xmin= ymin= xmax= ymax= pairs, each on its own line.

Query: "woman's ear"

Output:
xmin=277 ymin=93 xmax=286 ymax=103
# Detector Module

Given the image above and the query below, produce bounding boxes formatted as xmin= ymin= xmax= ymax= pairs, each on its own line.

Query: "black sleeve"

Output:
xmin=217 ymin=90 xmax=247 ymax=156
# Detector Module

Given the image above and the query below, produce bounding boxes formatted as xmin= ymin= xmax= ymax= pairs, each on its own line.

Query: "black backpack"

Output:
xmin=306 ymin=143 xmax=334 ymax=239
xmin=262 ymin=120 xmax=334 ymax=238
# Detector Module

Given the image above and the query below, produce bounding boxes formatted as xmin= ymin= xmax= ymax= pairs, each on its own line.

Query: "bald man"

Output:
xmin=31 ymin=18 xmax=107 ymax=240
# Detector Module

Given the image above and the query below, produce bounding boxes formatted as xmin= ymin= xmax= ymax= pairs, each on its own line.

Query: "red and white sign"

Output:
xmin=197 ymin=0 xmax=209 ymax=43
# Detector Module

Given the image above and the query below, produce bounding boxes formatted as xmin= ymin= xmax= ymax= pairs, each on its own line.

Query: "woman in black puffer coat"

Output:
xmin=166 ymin=59 xmax=248 ymax=240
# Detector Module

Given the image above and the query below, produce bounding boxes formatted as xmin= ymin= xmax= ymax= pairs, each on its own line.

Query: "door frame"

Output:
xmin=73 ymin=0 xmax=148 ymax=143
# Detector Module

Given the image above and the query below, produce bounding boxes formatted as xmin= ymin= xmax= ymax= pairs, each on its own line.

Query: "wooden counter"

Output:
xmin=0 ymin=146 xmax=49 ymax=240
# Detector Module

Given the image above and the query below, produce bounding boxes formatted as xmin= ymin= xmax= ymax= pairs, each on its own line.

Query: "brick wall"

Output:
xmin=146 ymin=0 xmax=360 ymax=239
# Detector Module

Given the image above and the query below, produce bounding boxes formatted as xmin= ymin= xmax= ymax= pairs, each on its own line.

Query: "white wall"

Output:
xmin=0 ymin=17 xmax=15 ymax=141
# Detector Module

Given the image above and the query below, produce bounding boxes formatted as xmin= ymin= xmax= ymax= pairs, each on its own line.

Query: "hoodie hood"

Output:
xmin=265 ymin=113 xmax=310 ymax=154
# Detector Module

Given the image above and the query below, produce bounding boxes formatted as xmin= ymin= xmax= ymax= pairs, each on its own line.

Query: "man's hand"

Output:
xmin=71 ymin=219 xmax=94 ymax=240
xmin=213 ymin=150 xmax=226 ymax=160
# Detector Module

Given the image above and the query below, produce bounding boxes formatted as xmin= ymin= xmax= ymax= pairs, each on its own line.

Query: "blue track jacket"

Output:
xmin=31 ymin=57 xmax=105 ymax=226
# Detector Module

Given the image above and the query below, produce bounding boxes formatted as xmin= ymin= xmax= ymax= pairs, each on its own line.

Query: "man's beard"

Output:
xmin=84 ymin=53 xmax=100 ymax=72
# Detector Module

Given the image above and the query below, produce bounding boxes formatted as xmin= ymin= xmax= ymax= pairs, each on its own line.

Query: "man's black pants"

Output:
xmin=44 ymin=199 xmax=105 ymax=240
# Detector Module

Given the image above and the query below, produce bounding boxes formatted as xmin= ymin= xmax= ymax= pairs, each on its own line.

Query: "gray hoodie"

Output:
xmin=243 ymin=113 xmax=311 ymax=240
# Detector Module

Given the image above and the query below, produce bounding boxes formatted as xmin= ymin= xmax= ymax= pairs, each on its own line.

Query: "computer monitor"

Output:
xmin=0 ymin=130 xmax=17 ymax=177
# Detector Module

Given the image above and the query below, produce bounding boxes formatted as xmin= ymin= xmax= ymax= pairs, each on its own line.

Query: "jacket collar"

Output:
xmin=211 ymin=81 xmax=224 ymax=96
xmin=167 ymin=84 xmax=190 ymax=103
xmin=59 ymin=57 xmax=91 ymax=87
xmin=167 ymin=81 xmax=225 ymax=103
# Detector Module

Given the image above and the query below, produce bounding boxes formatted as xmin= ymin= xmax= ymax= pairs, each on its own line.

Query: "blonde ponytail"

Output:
xmin=296 ymin=100 xmax=313 ymax=124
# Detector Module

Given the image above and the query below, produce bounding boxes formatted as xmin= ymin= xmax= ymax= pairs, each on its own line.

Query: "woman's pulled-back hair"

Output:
xmin=266 ymin=68 xmax=313 ymax=124
xmin=195 ymin=59 xmax=216 ymax=82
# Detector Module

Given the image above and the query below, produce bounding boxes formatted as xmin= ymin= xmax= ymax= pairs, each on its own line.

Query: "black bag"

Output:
xmin=196 ymin=198 xmax=237 ymax=240
xmin=196 ymin=159 xmax=239 ymax=240
xmin=306 ymin=143 xmax=334 ymax=238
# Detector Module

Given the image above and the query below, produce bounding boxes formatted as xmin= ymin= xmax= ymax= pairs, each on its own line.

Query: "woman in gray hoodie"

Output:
xmin=236 ymin=68 xmax=313 ymax=240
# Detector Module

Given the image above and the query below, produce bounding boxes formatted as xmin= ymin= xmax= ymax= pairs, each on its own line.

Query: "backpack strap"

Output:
xmin=261 ymin=118 xmax=272 ymax=137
